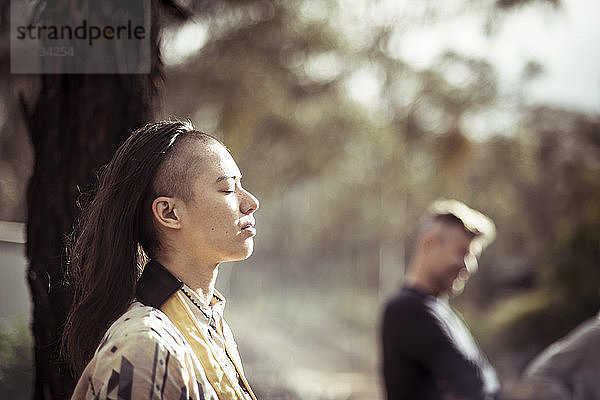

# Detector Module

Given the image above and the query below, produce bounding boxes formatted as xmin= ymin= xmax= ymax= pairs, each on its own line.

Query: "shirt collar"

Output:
xmin=136 ymin=259 xmax=183 ymax=308
xmin=212 ymin=288 xmax=226 ymax=314
xmin=180 ymin=283 xmax=226 ymax=318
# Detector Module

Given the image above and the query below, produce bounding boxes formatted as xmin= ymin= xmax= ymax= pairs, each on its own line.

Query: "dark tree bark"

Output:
xmin=19 ymin=1 xmax=181 ymax=397
xmin=24 ymin=72 xmax=159 ymax=399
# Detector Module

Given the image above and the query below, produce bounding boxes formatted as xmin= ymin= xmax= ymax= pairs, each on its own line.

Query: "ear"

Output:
xmin=152 ymin=196 xmax=183 ymax=230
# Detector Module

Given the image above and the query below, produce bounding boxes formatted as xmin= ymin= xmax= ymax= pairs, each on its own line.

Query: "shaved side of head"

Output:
xmin=418 ymin=213 xmax=479 ymax=245
xmin=152 ymin=132 xmax=224 ymax=202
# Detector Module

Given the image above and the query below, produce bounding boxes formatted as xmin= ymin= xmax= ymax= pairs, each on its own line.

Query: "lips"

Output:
xmin=240 ymin=220 xmax=255 ymax=230
xmin=240 ymin=219 xmax=256 ymax=234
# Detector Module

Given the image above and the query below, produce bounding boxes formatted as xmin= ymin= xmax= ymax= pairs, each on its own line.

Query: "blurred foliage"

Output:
xmin=160 ymin=1 xmax=600 ymax=391
xmin=473 ymin=108 xmax=600 ymax=360
xmin=0 ymin=0 xmax=31 ymax=222
xmin=0 ymin=319 xmax=33 ymax=400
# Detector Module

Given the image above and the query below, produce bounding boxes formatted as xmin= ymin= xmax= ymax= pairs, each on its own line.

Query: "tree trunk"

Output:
xmin=22 ymin=1 xmax=165 ymax=397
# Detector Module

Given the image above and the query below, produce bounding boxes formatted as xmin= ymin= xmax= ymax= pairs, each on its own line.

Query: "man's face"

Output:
xmin=427 ymin=225 xmax=476 ymax=295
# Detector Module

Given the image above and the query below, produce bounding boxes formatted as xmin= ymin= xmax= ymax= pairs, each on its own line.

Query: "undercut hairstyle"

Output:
xmin=62 ymin=120 xmax=222 ymax=376
xmin=152 ymin=133 xmax=220 ymax=202
xmin=424 ymin=199 xmax=496 ymax=252
xmin=429 ymin=213 xmax=480 ymax=239
xmin=406 ymin=199 xmax=496 ymax=263
xmin=144 ymin=133 xmax=222 ymax=256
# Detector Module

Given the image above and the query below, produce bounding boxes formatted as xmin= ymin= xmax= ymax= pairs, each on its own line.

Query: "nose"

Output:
xmin=240 ymin=188 xmax=260 ymax=215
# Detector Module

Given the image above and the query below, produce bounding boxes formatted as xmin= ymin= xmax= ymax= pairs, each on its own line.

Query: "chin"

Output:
xmin=228 ymin=243 xmax=254 ymax=262
xmin=239 ymin=249 xmax=253 ymax=260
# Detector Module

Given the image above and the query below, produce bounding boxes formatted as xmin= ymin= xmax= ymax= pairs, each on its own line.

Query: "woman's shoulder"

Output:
xmin=96 ymin=301 xmax=188 ymax=356
xmin=74 ymin=302 xmax=212 ymax=400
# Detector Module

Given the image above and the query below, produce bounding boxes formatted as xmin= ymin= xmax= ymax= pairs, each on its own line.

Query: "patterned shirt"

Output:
xmin=179 ymin=285 xmax=253 ymax=400
xmin=71 ymin=286 xmax=252 ymax=400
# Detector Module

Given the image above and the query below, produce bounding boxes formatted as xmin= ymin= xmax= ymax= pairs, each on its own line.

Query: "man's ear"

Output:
xmin=152 ymin=196 xmax=183 ymax=229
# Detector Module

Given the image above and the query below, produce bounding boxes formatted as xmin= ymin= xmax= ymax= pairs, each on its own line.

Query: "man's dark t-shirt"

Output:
xmin=382 ymin=287 xmax=499 ymax=400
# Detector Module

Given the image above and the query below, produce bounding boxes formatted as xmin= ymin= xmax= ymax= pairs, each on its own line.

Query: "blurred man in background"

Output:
xmin=381 ymin=199 xmax=499 ymax=400
xmin=519 ymin=309 xmax=600 ymax=400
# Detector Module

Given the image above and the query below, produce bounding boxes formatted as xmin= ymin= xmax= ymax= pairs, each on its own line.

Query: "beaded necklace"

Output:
xmin=180 ymin=287 xmax=211 ymax=321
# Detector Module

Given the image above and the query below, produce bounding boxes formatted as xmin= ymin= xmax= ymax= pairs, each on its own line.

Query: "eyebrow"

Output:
xmin=215 ymin=175 xmax=241 ymax=183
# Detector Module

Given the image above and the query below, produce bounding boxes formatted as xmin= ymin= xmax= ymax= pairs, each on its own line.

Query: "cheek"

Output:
xmin=203 ymin=202 xmax=238 ymax=236
xmin=204 ymin=212 xmax=229 ymax=236
xmin=431 ymin=253 xmax=448 ymax=276
xmin=433 ymin=247 xmax=447 ymax=267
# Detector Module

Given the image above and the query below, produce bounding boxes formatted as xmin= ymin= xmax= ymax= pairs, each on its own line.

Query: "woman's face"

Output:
xmin=177 ymin=141 xmax=260 ymax=265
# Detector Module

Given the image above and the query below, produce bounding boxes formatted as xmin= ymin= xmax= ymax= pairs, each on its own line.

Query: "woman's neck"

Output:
xmin=156 ymin=253 xmax=219 ymax=306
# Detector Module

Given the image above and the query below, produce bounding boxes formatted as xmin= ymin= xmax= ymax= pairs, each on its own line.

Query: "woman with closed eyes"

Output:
xmin=63 ymin=120 xmax=260 ymax=400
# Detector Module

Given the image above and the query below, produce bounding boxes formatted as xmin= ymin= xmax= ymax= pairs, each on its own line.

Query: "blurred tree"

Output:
xmin=0 ymin=0 xmax=31 ymax=222
xmin=162 ymin=4 xmax=599 ymax=396
xmin=18 ymin=1 xmax=186 ymax=398
xmin=480 ymin=108 xmax=600 ymax=358
xmin=161 ymin=0 xmax=550 ymax=293
xmin=442 ymin=107 xmax=600 ymax=392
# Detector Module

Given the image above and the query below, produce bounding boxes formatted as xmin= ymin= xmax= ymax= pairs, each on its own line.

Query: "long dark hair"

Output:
xmin=62 ymin=120 xmax=215 ymax=375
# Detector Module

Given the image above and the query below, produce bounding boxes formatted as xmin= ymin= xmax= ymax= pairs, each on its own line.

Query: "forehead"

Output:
xmin=188 ymin=141 xmax=240 ymax=181
xmin=431 ymin=221 xmax=473 ymax=246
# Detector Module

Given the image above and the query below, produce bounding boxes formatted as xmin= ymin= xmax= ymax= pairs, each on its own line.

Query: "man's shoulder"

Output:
xmin=383 ymin=287 xmax=437 ymax=328
xmin=385 ymin=287 xmax=428 ymax=311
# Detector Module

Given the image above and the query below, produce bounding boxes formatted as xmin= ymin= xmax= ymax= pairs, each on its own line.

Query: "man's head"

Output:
xmin=411 ymin=199 xmax=495 ymax=296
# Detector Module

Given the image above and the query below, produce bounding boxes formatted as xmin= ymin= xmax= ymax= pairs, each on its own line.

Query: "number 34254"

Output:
xmin=39 ymin=47 xmax=74 ymax=57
